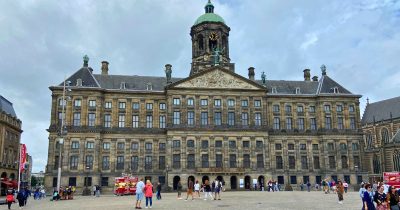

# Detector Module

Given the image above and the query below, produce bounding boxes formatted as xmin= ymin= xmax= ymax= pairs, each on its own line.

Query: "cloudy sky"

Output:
xmin=0 ymin=0 xmax=399 ymax=172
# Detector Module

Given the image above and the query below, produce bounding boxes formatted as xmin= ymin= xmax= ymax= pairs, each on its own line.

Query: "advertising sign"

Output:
xmin=383 ymin=172 xmax=400 ymax=189
xmin=20 ymin=144 xmax=27 ymax=173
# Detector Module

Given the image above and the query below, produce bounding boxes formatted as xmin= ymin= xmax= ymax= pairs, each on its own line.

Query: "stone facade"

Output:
xmin=361 ymin=97 xmax=400 ymax=182
xmin=44 ymin=1 xmax=364 ymax=193
xmin=0 ymin=95 xmax=22 ymax=195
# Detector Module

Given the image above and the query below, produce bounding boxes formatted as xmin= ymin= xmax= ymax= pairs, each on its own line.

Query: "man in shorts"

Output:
xmin=135 ymin=178 xmax=145 ymax=209
xmin=185 ymin=179 xmax=194 ymax=201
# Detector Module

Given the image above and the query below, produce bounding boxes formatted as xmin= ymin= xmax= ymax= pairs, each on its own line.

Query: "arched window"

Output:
xmin=222 ymin=36 xmax=227 ymax=54
xmin=366 ymin=133 xmax=373 ymax=148
xmin=197 ymin=34 xmax=204 ymax=51
xmin=381 ymin=128 xmax=390 ymax=144
xmin=393 ymin=150 xmax=400 ymax=171
xmin=373 ymin=154 xmax=381 ymax=174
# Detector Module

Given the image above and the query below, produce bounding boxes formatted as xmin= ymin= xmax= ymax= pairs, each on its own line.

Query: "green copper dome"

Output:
xmin=194 ymin=13 xmax=225 ymax=25
xmin=194 ymin=0 xmax=225 ymax=26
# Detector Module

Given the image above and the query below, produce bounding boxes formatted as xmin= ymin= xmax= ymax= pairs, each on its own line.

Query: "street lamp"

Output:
xmin=82 ymin=166 xmax=91 ymax=196
xmin=165 ymin=164 xmax=170 ymax=191
xmin=56 ymin=79 xmax=71 ymax=193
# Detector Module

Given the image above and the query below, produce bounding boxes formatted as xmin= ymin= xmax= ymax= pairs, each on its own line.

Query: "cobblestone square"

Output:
xmin=6 ymin=191 xmax=363 ymax=210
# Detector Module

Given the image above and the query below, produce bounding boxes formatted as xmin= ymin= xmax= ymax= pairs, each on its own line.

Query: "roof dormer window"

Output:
xmin=295 ymin=87 xmax=301 ymax=94
xmin=332 ymin=87 xmax=339 ymax=94
xmin=272 ymin=87 xmax=277 ymax=94
xmin=120 ymin=82 xmax=126 ymax=90
xmin=76 ymin=78 xmax=82 ymax=86
xmin=146 ymin=83 xmax=153 ymax=91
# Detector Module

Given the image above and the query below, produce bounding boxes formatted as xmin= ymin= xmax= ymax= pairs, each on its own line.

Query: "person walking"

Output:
xmin=135 ymin=178 xmax=145 ymax=209
xmin=214 ymin=180 xmax=221 ymax=200
xmin=337 ymin=180 xmax=345 ymax=204
xmin=185 ymin=179 xmax=194 ymax=201
xmin=374 ymin=185 xmax=388 ymax=210
xmin=6 ymin=190 xmax=15 ymax=210
xmin=306 ymin=181 xmax=311 ymax=192
xmin=363 ymin=184 xmax=376 ymax=210
xmin=17 ymin=189 xmax=26 ymax=209
xmin=343 ymin=181 xmax=348 ymax=193
xmin=92 ymin=185 xmax=96 ymax=196
xmin=144 ymin=180 xmax=153 ymax=209
xmin=177 ymin=180 xmax=183 ymax=199
xmin=203 ymin=180 xmax=212 ymax=200
xmin=359 ymin=183 xmax=366 ymax=207
xmin=387 ymin=186 xmax=400 ymax=210
xmin=194 ymin=180 xmax=201 ymax=198
xmin=156 ymin=182 xmax=162 ymax=200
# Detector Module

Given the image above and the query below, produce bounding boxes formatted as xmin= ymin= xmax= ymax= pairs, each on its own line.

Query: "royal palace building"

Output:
xmin=361 ymin=96 xmax=400 ymax=181
xmin=45 ymin=1 xmax=365 ymax=192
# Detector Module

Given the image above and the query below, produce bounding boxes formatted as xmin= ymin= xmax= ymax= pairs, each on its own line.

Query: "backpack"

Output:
xmin=6 ymin=194 xmax=14 ymax=202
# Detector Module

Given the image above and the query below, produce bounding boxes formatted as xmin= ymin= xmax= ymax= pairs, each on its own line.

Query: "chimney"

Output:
xmin=303 ymin=69 xmax=310 ymax=81
xmin=312 ymin=76 xmax=318 ymax=81
xmin=101 ymin=61 xmax=109 ymax=75
xmin=248 ymin=67 xmax=255 ymax=80
xmin=165 ymin=64 xmax=172 ymax=84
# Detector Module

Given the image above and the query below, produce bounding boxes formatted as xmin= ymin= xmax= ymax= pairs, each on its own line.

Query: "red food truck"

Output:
xmin=114 ymin=176 xmax=138 ymax=195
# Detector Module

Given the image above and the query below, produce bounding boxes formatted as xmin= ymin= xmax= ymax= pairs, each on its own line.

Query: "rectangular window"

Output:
xmin=214 ymin=99 xmax=221 ymax=107
xmin=89 ymin=100 xmax=96 ymax=107
xmin=173 ymin=154 xmax=181 ymax=169
xmin=118 ymin=114 xmax=125 ymax=127
xmin=241 ymin=100 xmax=248 ymax=107
xmin=132 ymin=102 xmax=139 ymax=110
xmin=229 ymin=154 xmax=237 ymax=168
xmin=201 ymin=140 xmax=208 ymax=149
xmin=69 ymin=177 xmax=77 ymax=187
xmin=325 ymin=117 xmax=331 ymax=129
xmin=159 ymin=103 xmax=166 ymax=110
xmin=159 ymin=143 xmax=166 ymax=151
xmin=146 ymin=115 xmax=153 ymax=128
xmin=159 ymin=115 xmax=166 ymax=128
xmin=200 ymin=99 xmax=208 ymax=106
xmin=201 ymin=112 xmax=208 ymax=125
xmin=310 ymin=118 xmax=317 ymax=130
xmin=329 ymin=156 xmax=335 ymax=169
xmin=104 ymin=114 xmax=111 ymax=128
xmin=85 ymin=155 xmax=93 ymax=169
xmin=254 ymin=100 xmax=261 ymax=107
xmin=101 ymin=177 xmax=109 ymax=187
xmin=289 ymin=156 xmax=295 ymax=169
xmin=131 ymin=156 xmax=139 ymax=171
xmin=84 ymin=177 xmax=92 ymax=187
xmin=86 ymin=141 xmax=94 ymax=149
xmin=102 ymin=156 xmax=110 ymax=170
xmin=286 ymin=117 xmax=292 ymax=130
xmin=58 ymin=112 xmax=64 ymax=125
xmin=173 ymin=111 xmax=180 ymax=125
xmin=146 ymin=103 xmax=153 ymax=110
xmin=216 ymin=154 xmax=223 ymax=168
xmin=297 ymin=118 xmax=304 ymax=130
xmin=54 ymin=156 xmax=59 ymax=169
xmin=187 ymin=140 xmax=195 ymax=148
xmin=116 ymin=156 xmax=124 ymax=170
xmin=285 ymin=105 xmax=292 ymax=113
xmin=59 ymin=98 xmax=66 ymax=107
xmin=301 ymin=156 xmax=308 ymax=169
xmin=117 ymin=142 xmax=125 ymax=150
xmin=131 ymin=142 xmax=139 ymax=150
xmin=215 ymin=140 xmax=222 ymax=148
xmin=88 ymin=113 xmax=96 ymax=127
xmin=173 ymin=98 xmax=180 ymax=105
xmin=74 ymin=99 xmax=81 ymax=107
xmin=338 ymin=117 xmax=344 ymax=129
xmin=278 ymin=176 xmax=284 ymax=185
xmin=243 ymin=141 xmax=250 ymax=148
xmin=228 ymin=112 xmax=235 ymax=126
xmin=276 ymin=156 xmax=283 ymax=169
xmin=70 ymin=156 xmax=78 ymax=170
xmin=201 ymin=154 xmax=209 ymax=168
xmin=214 ymin=112 xmax=222 ymax=126
xmin=273 ymin=105 xmax=280 ymax=112
xmin=312 ymin=144 xmax=318 ymax=150
xmin=324 ymin=105 xmax=331 ymax=112
xmin=275 ymin=143 xmax=282 ymax=150
xmin=229 ymin=140 xmax=236 ymax=149
xmin=341 ymin=156 xmax=348 ymax=169
xmin=103 ymin=142 xmax=110 ymax=150
xmin=288 ymin=143 xmax=294 ymax=150
xmin=187 ymin=154 xmax=195 ymax=169
xmin=187 ymin=111 xmax=194 ymax=126
xmin=255 ymin=113 xmax=262 ymax=126
xmin=145 ymin=143 xmax=152 ymax=151
xmin=336 ymin=105 xmax=343 ymax=112
xmin=352 ymin=143 xmax=359 ymax=151
xmin=300 ymin=143 xmax=306 ymax=150
xmin=354 ymin=156 xmax=360 ymax=168
xmin=257 ymin=154 xmax=264 ymax=168
xmin=243 ymin=154 xmax=250 ymax=168
xmin=105 ymin=102 xmax=112 ymax=109
xmin=173 ymin=140 xmax=181 ymax=148
xmin=290 ymin=176 xmax=297 ymax=184
xmin=187 ymin=98 xmax=194 ymax=106
xmin=227 ymin=99 xmax=235 ymax=107
xmin=132 ymin=115 xmax=139 ymax=128
xmin=313 ymin=156 xmax=320 ymax=169
xmin=71 ymin=141 xmax=80 ymax=149
xmin=119 ymin=102 xmax=126 ymax=109
xmin=73 ymin=113 xmax=81 ymax=126
xmin=350 ymin=117 xmax=356 ymax=129
xmin=349 ymin=105 xmax=355 ymax=112
xmin=256 ymin=141 xmax=263 ymax=149
xmin=309 ymin=106 xmax=315 ymax=113
xmin=297 ymin=106 xmax=304 ymax=113
xmin=273 ymin=117 xmax=280 ymax=130
xmin=159 ymin=156 xmax=165 ymax=170
xmin=241 ymin=112 xmax=248 ymax=126
xmin=145 ymin=156 xmax=152 ymax=170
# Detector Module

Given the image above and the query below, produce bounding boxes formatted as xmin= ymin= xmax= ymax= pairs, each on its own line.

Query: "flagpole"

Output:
xmin=17 ymin=144 xmax=21 ymax=192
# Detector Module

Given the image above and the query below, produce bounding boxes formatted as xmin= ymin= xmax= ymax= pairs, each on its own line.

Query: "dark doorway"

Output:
xmin=188 ymin=176 xmax=195 ymax=187
xmin=230 ymin=176 xmax=237 ymax=190
xmin=216 ymin=175 xmax=224 ymax=182
xmin=258 ymin=175 xmax=265 ymax=190
xmin=202 ymin=176 xmax=209 ymax=184
xmin=173 ymin=176 xmax=180 ymax=190
xmin=244 ymin=175 xmax=251 ymax=190
xmin=145 ymin=176 xmax=152 ymax=182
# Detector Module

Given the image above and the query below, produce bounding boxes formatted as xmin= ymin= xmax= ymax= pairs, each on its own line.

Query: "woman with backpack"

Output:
xmin=144 ymin=180 xmax=153 ymax=209
xmin=6 ymin=190 xmax=15 ymax=210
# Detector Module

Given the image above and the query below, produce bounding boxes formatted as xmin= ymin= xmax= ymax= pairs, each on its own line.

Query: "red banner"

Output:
xmin=20 ymin=144 xmax=26 ymax=173
xmin=383 ymin=172 xmax=400 ymax=189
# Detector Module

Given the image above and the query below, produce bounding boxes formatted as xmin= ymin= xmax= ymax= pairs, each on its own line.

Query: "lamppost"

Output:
xmin=165 ymin=164 xmax=170 ymax=191
xmin=56 ymin=79 xmax=71 ymax=193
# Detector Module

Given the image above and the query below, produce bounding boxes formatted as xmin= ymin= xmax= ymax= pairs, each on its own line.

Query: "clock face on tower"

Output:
xmin=209 ymin=32 xmax=219 ymax=41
